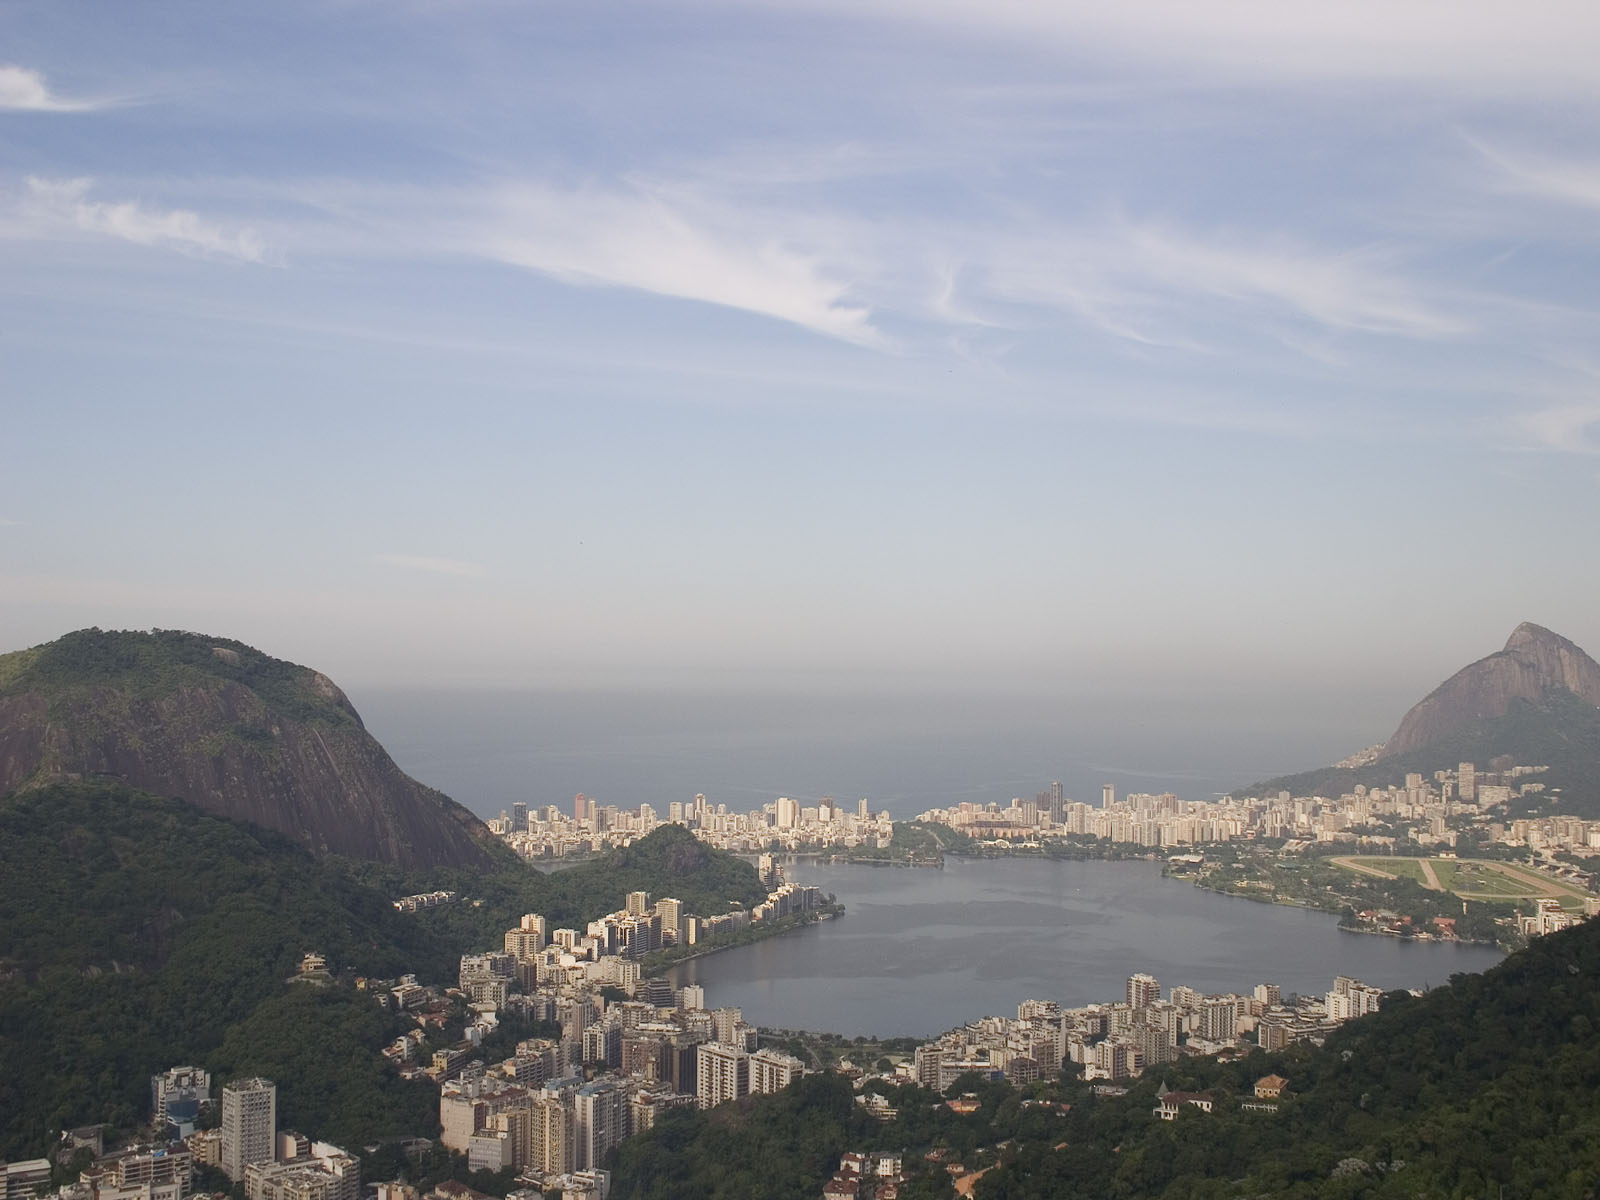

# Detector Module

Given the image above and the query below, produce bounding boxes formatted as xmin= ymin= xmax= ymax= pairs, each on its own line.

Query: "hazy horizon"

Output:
xmin=352 ymin=679 xmax=1414 ymax=822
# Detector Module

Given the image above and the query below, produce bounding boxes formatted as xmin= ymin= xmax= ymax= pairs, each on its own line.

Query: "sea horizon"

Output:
xmin=355 ymin=684 xmax=1404 ymax=823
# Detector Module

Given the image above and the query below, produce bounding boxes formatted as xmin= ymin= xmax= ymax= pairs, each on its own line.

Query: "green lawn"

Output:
xmin=1334 ymin=856 xmax=1593 ymax=910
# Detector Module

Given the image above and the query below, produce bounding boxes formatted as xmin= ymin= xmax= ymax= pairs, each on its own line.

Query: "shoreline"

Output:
xmin=642 ymin=907 xmax=842 ymax=977
xmin=1187 ymin=875 xmax=1512 ymax=952
xmin=796 ymin=843 xmax=1522 ymax=953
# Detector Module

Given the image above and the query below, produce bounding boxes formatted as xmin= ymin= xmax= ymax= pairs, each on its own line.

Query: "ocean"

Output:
xmin=353 ymin=686 xmax=1392 ymax=822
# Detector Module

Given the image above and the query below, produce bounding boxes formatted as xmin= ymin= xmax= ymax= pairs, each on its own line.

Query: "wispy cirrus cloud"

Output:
xmin=0 ymin=65 xmax=116 ymax=113
xmin=925 ymin=217 xmax=1463 ymax=354
xmin=471 ymin=182 xmax=883 ymax=348
xmin=1120 ymin=226 xmax=1463 ymax=338
xmin=736 ymin=0 xmax=1600 ymax=97
xmin=374 ymin=554 xmax=486 ymax=578
xmin=1513 ymin=402 xmax=1600 ymax=455
xmin=1471 ymin=139 xmax=1600 ymax=212
xmin=14 ymin=176 xmax=267 ymax=262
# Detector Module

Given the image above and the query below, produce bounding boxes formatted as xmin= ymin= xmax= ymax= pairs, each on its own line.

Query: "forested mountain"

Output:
xmin=0 ymin=783 xmax=763 ymax=1160
xmin=0 ymin=628 xmax=498 ymax=868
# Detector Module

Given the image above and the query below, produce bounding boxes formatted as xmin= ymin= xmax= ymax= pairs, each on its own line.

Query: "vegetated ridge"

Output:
xmin=0 ymin=783 xmax=767 ymax=1162
xmin=1240 ymin=622 xmax=1600 ymax=814
xmin=0 ymin=628 xmax=498 ymax=869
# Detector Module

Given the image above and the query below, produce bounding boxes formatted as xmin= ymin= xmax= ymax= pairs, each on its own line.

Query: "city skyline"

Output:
xmin=4 ymin=2 xmax=1600 ymax=717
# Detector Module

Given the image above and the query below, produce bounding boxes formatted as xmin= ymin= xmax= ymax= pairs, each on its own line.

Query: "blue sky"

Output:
xmin=4 ymin=0 xmax=1599 ymax=710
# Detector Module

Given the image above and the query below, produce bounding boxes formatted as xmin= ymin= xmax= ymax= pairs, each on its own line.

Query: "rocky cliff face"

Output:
xmin=1379 ymin=623 xmax=1600 ymax=760
xmin=0 ymin=629 xmax=499 ymax=870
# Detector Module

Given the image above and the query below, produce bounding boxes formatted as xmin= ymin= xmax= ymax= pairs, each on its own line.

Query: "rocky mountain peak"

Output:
xmin=1379 ymin=622 xmax=1600 ymax=760
xmin=0 ymin=628 xmax=498 ymax=869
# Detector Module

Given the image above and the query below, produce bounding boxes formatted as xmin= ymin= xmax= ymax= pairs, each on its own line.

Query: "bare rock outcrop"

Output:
xmin=0 ymin=629 xmax=499 ymax=870
xmin=1379 ymin=623 xmax=1600 ymax=760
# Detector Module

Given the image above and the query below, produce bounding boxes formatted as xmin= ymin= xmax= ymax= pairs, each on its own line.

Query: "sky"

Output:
xmin=4 ymin=1 xmax=1600 ymax=730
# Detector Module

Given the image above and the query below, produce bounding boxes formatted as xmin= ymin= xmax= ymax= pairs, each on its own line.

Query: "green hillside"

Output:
xmin=0 ymin=784 xmax=765 ymax=1161
xmin=0 ymin=627 xmax=358 ymax=724
xmin=0 ymin=628 xmax=503 ymax=869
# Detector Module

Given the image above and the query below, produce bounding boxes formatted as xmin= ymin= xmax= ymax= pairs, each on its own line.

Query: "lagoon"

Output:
xmin=664 ymin=856 xmax=1503 ymax=1037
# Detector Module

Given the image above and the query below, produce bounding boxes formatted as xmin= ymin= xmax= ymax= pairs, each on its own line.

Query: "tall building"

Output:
xmin=221 ymin=1078 xmax=277 ymax=1182
xmin=1134 ymin=1024 xmax=1175 ymax=1066
xmin=775 ymin=797 xmax=798 ymax=829
xmin=1049 ymin=781 xmax=1064 ymax=825
xmin=511 ymin=802 xmax=528 ymax=831
xmin=1126 ymin=973 xmax=1160 ymax=1009
xmin=857 ymin=797 xmax=870 ymax=821
xmin=654 ymin=898 xmax=682 ymax=944
xmin=1198 ymin=1000 xmax=1237 ymax=1042
xmin=749 ymin=1049 xmax=805 ymax=1095
xmin=1102 ymin=784 xmax=1115 ymax=810
xmin=696 ymin=1043 xmax=749 ymax=1109
xmin=625 ymin=890 xmax=650 ymax=917
xmin=528 ymin=1096 xmax=573 ymax=1175
xmin=1458 ymin=762 xmax=1477 ymax=802
xmin=573 ymin=1080 xmax=627 ymax=1171
xmin=711 ymin=1007 xmax=744 ymax=1044
xmin=573 ymin=793 xmax=587 ymax=823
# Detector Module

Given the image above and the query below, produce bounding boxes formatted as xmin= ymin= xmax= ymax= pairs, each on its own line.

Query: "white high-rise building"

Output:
xmin=775 ymin=797 xmax=799 ymax=829
xmin=696 ymin=1043 xmax=749 ymax=1109
xmin=749 ymin=1048 xmax=805 ymax=1095
xmin=221 ymin=1078 xmax=277 ymax=1182
xmin=1126 ymin=973 xmax=1160 ymax=1009
xmin=1102 ymin=784 xmax=1116 ymax=809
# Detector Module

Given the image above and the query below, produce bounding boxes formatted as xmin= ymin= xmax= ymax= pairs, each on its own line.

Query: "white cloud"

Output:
xmin=0 ymin=65 xmax=110 ymax=113
xmin=1123 ymin=226 xmax=1463 ymax=338
xmin=738 ymin=0 xmax=1600 ymax=98
xmin=939 ymin=218 xmax=1462 ymax=353
xmin=374 ymin=554 xmax=486 ymax=577
xmin=473 ymin=182 xmax=882 ymax=347
xmin=1514 ymin=402 xmax=1600 ymax=455
xmin=18 ymin=177 xmax=267 ymax=262
xmin=1472 ymin=140 xmax=1600 ymax=212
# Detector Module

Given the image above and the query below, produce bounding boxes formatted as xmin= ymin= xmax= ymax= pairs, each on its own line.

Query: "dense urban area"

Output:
xmin=0 ymin=886 xmax=1413 ymax=1200
xmin=489 ymin=755 xmax=1600 ymax=950
xmin=10 ymin=745 xmax=1599 ymax=1200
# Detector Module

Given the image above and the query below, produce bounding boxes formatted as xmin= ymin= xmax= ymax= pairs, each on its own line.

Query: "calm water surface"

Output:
xmin=665 ymin=857 xmax=1503 ymax=1037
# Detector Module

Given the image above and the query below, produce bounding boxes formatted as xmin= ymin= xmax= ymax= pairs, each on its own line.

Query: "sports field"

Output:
xmin=1331 ymin=856 xmax=1593 ymax=910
